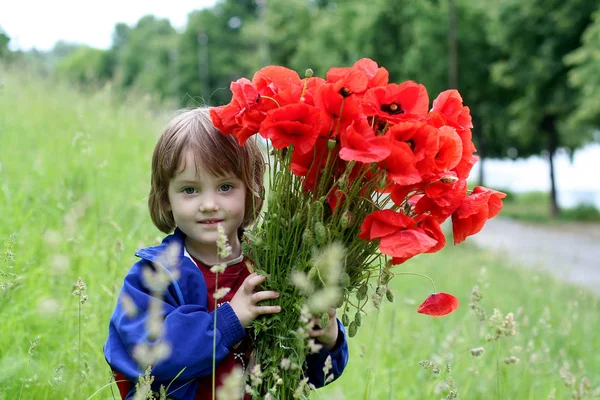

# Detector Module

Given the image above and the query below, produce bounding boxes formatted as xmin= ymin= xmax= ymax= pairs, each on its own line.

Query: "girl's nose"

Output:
xmin=199 ymin=195 xmax=219 ymax=212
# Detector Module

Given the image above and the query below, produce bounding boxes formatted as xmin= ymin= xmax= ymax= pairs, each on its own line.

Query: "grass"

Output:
xmin=499 ymin=190 xmax=600 ymax=223
xmin=1 ymin=66 xmax=599 ymax=399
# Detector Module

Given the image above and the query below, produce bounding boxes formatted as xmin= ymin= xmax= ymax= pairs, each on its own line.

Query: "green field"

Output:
xmin=1 ymin=68 xmax=599 ymax=399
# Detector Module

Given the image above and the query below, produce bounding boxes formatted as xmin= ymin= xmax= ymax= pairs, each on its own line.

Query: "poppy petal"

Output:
xmin=417 ymin=293 xmax=459 ymax=316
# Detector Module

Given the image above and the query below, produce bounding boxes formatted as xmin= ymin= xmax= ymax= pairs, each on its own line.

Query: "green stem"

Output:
xmin=212 ymin=272 xmax=219 ymax=400
xmin=260 ymin=95 xmax=280 ymax=108
xmin=78 ymin=298 xmax=82 ymax=385
xmin=393 ymin=272 xmax=437 ymax=293
xmin=495 ymin=341 xmax=500 ymax=400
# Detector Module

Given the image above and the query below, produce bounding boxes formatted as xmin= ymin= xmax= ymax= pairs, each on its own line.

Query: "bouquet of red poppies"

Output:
xmin=211 ymin=58 xmax=505 ymax=399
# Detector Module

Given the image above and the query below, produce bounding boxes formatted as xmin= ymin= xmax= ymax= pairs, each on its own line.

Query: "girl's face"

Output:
xmin=167 ymin=149 xmax=246 ymax=263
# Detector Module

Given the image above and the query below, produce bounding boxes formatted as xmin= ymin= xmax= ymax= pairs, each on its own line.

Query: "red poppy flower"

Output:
xmin=312 ymin=83 xmax=361 ymax=137
xmin=260 ymin=103 xmax=323 ymax=154
xmin=351 ymin=58 xmax=389 ymax=89
xmin=326 ymin=67 xmax=369 ymax=96
xmin=431 ymin=90 xmax=473 ymax=131
xmin=360 ymin=210 xmax=440 ymax=260
xmin=339 ymin=119 xmax=391 ymax=163
xmin=433 ymin=126 xmax=463 ymax=172
xmin=418 ymin=293 xmax=459 ymax=316
xmin=359 ymin=209 xmax=416 ymax=240
xmin=385 ymin=121 xmax=439 ymax=178
xmin=418 ymin=215 xmax=446 ymax=254
xmin=379 ymin=227 xmax=439 ymax=259
xmin=452 ymin=186 xmax=507 ymax=244
xmin=453 ymin=128 xmax=478 ymax=180
xmin=252 ymin=66 xmax=302 ymax=98
xmin=380 ymin=143 xmax=421 ymax=186
xmin=414 ymin=178 xmax=467 ymax=222
xmin=427 ymin=109 xmax=477 ymax=179
xmin=362 ymin=81 xmax=429 ymax=123
xmin=210 ymin=102 xmax=262 ymax=146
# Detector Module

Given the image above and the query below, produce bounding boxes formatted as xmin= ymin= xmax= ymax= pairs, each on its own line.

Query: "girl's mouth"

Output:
xmin=199 ymin=219 xmax=223 ymax=224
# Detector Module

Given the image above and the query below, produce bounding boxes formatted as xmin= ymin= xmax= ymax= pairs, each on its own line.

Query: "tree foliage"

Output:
xmin=0 ymin=26 xmax=11 ymax=60
xmin=4 ymin=0 xmax=600 ymax=208
xmin=565 ymin=9 xmax=600 ymax=131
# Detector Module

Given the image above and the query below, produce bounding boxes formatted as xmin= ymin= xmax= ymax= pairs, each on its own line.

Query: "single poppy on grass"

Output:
xmin=417 ymin=292 xmax=459 ymax=316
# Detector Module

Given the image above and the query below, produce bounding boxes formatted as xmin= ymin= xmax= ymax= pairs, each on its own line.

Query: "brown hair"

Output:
xmin=148 ymin=107 xmax=265 ymax=233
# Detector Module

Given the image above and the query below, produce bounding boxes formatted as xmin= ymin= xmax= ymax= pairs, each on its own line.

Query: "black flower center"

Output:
xmin=381 ymin=102 xmax=405 ymax=115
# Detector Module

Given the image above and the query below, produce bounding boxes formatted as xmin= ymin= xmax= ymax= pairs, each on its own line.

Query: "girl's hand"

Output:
xmin=308 ymin=307 xmax=339 ymax=351
xmin=230 ymin=273 xmax=281 ymax=328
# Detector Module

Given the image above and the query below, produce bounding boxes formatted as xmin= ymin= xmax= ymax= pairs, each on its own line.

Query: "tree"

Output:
xmin=56 ymin=46 xmax=112 ymax=86
xmin=177 ymin=0 xmax=259 ymax=106
xmin=565 ymin=9 xmax=600 ymax=132
xmin=368 ymin=0 xmax=515 ymax=186
xmin=489 ymin=0 xmax=599 ymax=216
xmin=111 ymin=15 xmax=178 ymax=100
xmin=0 ymin=26 xmax=11 ymax=60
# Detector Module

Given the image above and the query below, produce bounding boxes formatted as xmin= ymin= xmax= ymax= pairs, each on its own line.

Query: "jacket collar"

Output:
xmin=134 ymin=228 xmax=188 ymax=269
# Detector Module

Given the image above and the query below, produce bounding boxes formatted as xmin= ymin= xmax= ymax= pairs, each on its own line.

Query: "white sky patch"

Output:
xmin=470 ymin=143 xmax=600 ymax=208
xmin=0 ymin=0 xmax=217 ymax=51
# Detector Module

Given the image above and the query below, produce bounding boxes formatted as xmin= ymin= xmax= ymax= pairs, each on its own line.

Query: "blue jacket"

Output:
xmin=104 ymin=228 xmax=349 ymax=399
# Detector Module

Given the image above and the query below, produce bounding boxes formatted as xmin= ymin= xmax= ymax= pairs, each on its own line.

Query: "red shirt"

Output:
xmin=191 ymin=254 xmax=252 ymax=400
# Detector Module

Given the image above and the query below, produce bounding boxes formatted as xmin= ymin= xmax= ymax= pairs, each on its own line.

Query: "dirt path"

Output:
xmin=469 ymin=218 xmax=600 ymax=294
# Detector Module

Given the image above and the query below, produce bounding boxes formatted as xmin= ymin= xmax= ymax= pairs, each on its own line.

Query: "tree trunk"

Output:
xmin=542 ymin=116 xmax=560 ymax=218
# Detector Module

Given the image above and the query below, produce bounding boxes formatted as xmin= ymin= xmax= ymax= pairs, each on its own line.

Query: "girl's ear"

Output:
xmin=165 ymin=200 xmax=171 ymax=212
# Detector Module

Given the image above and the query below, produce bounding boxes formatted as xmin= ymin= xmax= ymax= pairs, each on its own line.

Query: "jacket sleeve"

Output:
xmin=104 ymin=261 xmax=246 ymax=382
xmin=304 ymin=318 xmax=349 ymax=387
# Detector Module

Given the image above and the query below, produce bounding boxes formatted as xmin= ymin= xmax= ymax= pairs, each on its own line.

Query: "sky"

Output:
xmin=0 ymin=0 xmax=217 ymax=51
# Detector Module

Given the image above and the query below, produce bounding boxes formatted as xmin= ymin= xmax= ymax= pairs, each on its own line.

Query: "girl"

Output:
xmin=104 ymin=108 xmax=349 ymax=399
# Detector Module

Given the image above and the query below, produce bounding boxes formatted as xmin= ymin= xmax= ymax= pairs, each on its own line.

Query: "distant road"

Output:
xmin=469 ymin=217 xmax=600 ymax=294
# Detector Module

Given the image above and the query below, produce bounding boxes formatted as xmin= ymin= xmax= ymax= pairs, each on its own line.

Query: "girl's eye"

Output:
xmin=219 ymin=184 xmax=233 ymax=192
xmin=182 ymin=187 xmax=197 ymax=195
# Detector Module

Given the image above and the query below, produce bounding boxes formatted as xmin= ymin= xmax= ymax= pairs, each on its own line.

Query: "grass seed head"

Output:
xmin=217 ymin=366 xmax=244 ymax=400
xmin=216 ymin=223 xmax=232 ymax=259
xmin=213 ymin=287 xmax=231 ymax=300
xmin=470 ymin=347 xmax=485 ymax=357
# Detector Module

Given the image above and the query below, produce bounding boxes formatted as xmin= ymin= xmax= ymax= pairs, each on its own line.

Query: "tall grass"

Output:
xmin=1 ymin=66 xmax=599 ymax=399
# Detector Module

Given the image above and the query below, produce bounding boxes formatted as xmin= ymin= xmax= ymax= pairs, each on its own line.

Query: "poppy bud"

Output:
xmin=386 ymin=289 xmax=395 ymax=303
xmin=356 ymin=284 xmax=368 ymax=300
xmin=354 ymin=311 xmax=362 ymax=327
xmin=328 ymin=139 xmax=337 ymax=150
xmin=342 ymin=313 xmax=350 ymax=327
xmin=340 ymin=272 xmax=351 ymax=288
xmin=320 ymin=311 xmax=329 ymax=328
xmin=314 ymin=222 xmax=328 ymax=243
xmin=417 ymin=293 xmax=459 ymax=316
xmin=307 ymin=266 xmax=318 ymax=281
xmin=305 ymin=68 xmax=314 ymax=78
xmin=440 ymin=175 xmax=459 ymax=184
xmin=340 ymin=210 xmax=354 ymax=229
xmin=348 ymin=321 xmax=357 ymax=337
xmin=302 ymin=228 xmax=314 ymax=245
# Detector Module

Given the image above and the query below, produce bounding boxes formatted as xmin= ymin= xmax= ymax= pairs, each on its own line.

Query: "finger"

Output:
xmin=243 ymin=274 xmax=265 ymax=293
xmin=328 ymin=307 xmax=336 ymax=318
xmin=252 ymin=291 xmax=279 ymax=303
xmin=308 ymin=328 xmax=326 ymax=337
xmin=255 ymin=305 xmax=281 ymax=315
